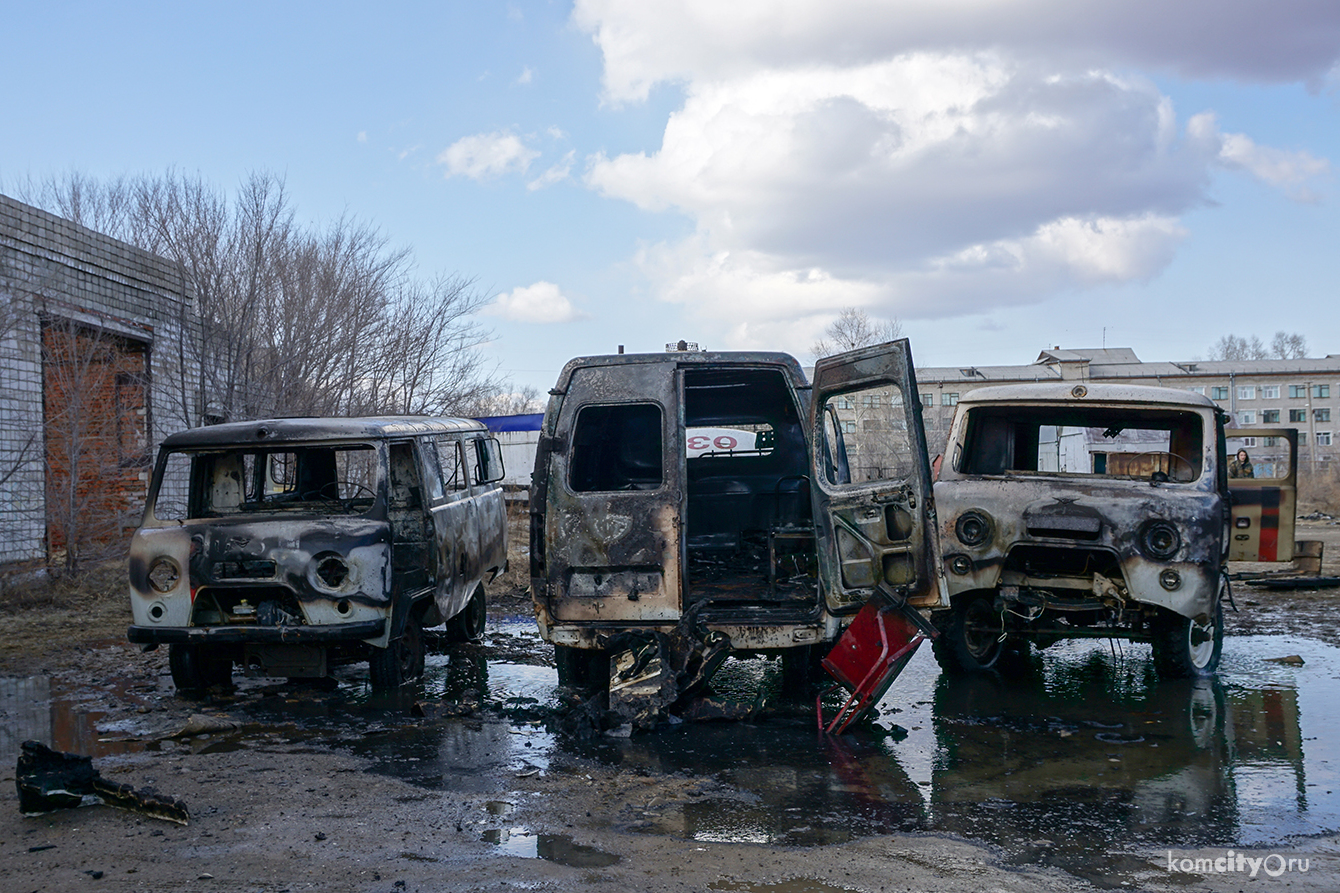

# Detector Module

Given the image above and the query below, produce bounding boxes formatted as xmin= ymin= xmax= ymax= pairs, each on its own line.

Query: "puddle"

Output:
xmin=481 ymin=827 xmax=620 ymax=867
xmin=8 ymin=621 xmax=1340 ymax=888
xmin=577 ymin=634 xmax=1340 ymax=883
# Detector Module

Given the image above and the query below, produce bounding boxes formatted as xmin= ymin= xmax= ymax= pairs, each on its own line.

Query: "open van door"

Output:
xmin=1227 ymin=427 xmax=1298 ymax=562
xmin=809 ymin=340 xmax=946 ymax=614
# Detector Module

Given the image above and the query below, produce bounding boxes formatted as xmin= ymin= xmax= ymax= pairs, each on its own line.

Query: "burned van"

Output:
xmin=128 ymin=417 xmax=508 ymax=691
xmin=530 ymin=342 xmax=944 ymax=690
xmin=931 ymin=383 xmax=1229 ymax=678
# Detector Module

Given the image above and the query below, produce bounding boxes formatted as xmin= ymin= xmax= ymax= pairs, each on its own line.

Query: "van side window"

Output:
xmin=474 ymin=436 xmax=505 ymax=485
xmin=570 ymin=404 xmax=663 ymax=492
xmin=419 ymin=439 xmax=446 ymax=503
xmin=440 ymin=437 xmax=468 ymax=490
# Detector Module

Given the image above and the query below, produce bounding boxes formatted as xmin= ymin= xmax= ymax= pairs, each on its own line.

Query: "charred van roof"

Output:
xmin=954 ymin=382 xmax=1219 ymax=410
xmin=160 ymin=416 xmax=487 ymax=449
xmin=552 ymin=351 xmax=809 ymax=392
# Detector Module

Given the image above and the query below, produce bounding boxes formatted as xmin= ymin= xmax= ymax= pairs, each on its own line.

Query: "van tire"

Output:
xmin=932 ymin=593 xmax=1004 ymax=673
xmin=445 ymin=585 xmax=487 ymax=644
xmin=555 ymin=645 xmax=607 ymax=691
xmin=1152 ymin=600 xmax=1223 ymax=678
xmin=369 ymin=620 xmax=425 ymax=689
xmin=169 ymin=644 xmax=232 ymax=692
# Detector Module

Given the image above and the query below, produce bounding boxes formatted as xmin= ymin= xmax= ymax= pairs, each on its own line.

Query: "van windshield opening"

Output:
xmin=958 ymin=406 xmax=1205 ymax=482
xmin=154 ymin=445 xmax=381 ymax=520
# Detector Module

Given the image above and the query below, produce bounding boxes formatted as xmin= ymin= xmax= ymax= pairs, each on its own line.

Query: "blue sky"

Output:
xmin=3 ymin=1 xmax=1339 ymax=396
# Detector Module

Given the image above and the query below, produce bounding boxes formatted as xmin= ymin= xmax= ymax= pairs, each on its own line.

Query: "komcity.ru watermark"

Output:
xmin=1165 ymin=850 xmax=1310 ymax=877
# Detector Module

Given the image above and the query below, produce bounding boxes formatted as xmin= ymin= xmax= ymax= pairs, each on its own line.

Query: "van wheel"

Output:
xmin=369 ymin=621 xmax=425 ymax=689
xmin=169 ymin=644 xmax=232 ymax=692
xmin=1152 ymin=600 xmax=1223 ymax=678
xmin=555 ymin=645 xmax=607 ymax=691
xmin=445 ymin=585 xmax=486 ymax=644
xmin=932 ymin=594 xmax=1004 ymax=673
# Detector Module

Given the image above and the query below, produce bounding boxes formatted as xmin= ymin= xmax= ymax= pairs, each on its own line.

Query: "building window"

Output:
xmin=1261 ymin=385 xmax=1280 ymax=399
xmin=834 ymin=396 xmax=854 ymax=410
xmin=1319 ymin=432 xmax=1333 ymax=447
xmin=1238 ymin=411 xmax=1256 ymax=425
xmin=841 ymin=420 xmax=856 ymax=434
xmin=1290 ymin=409 xmax=1307 ymax=423
xmin=1262 ymin=410 xmax=1280 ymax=424
xmin=1264 ymin=436 xmax=1280 ymax=447
xmin=1316 ymin=408 xmax=1331 ymax=423
xmin=921 ymin=393 xmax=933 ymax=407
xmin=1211 ymin=386 xmax=1229 ymax=400
xmin=942 ymin=393 xmax=959 ymax=407
xmin=1187 ymin=386 xmax=1206 ymax=395
xmin=1290 ymin=385 xmax=1307 ymax=399
xmin=1314 ymin=384 xmax=1331 ymax=399
xmin=1299 ymin=432 xmax=1308 ymax=445
xmin=1240 ymin=437 xmax=1257 ymax=447
xmin=1237 ymin=386 xmax=1255 ymax=400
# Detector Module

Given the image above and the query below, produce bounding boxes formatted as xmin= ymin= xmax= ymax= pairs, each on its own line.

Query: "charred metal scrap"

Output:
xmin=602 ymin=605 xmax=752 ymax=731
xmin=16 ymin=740 xmax=189 ymax=825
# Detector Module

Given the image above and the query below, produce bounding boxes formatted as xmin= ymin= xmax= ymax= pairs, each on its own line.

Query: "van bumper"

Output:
xmin=127 ymin=619 xmax=387 ymax=645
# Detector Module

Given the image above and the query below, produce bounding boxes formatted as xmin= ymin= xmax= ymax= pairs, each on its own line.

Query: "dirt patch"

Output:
xmin=1227 ymin=522 xmax=1340 ymax=646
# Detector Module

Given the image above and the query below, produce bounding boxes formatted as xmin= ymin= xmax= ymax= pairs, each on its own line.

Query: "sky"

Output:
xmin=3 ymin=1 xmax=1339 ymax=397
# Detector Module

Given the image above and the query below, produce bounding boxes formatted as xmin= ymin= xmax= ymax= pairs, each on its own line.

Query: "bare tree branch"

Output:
xmin=812 ymin=307 xmax=903 ymax=360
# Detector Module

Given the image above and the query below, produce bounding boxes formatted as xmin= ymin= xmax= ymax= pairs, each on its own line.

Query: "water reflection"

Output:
xmin=579 ymin=635 xmax=1338 ymax=876
xmin=5 ymin=626 xmax=1336 ymax=881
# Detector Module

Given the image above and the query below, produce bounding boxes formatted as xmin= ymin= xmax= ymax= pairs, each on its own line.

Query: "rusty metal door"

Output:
xmin=809 ymin=340 xmax=946 ymax=613
xmin=1227 ymin=427 xmax=1298 ymax=562
xmin=543 ymin=362 xmax=683 ymax=624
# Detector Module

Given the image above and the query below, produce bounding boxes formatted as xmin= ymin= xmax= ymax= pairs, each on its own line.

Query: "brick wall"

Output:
xmin=0 ymin=194 xmax=200 ymax=568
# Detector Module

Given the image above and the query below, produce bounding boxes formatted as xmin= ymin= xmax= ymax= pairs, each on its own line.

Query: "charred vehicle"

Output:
xmin=529 ymin=342 xmax=945 ymax=693
xmin=128 ymin=418 xmax=508 ymax=690
xmin=931 ymin=383 xmax=1229 ymax=678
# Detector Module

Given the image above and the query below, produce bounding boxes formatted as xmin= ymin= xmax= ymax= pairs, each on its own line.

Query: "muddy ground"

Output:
xmin=3 ymin=525 xmax=1340 ymax=892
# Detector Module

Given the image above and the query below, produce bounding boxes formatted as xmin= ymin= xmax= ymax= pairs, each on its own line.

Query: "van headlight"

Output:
xmin=147 ymin=557 xmax=181 ymax=593
xmin=955 ymin=511 xmax=993 ymax=547
xmin=311 ymin=552 xmax=353 ymax=592
xmin=1139 ymin=521 xmax=1181 ymax=560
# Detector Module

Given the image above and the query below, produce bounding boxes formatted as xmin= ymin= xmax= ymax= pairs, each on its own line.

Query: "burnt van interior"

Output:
xmin=682 ymin=367 xmax=817 ymax=608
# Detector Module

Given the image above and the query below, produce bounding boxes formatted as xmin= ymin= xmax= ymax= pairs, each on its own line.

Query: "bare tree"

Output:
xmin=1208 ymin=334 xmax=1268 ymax=362
xmin=1270 ymin=331 xmax=1307 ymax=359
xmin=12 ymin=170 xmax=507 ymax=425
xmin=469 ymin=385 xmax=543 ymax=417
xmin=812 ymin=307 xmax=903 ymax=360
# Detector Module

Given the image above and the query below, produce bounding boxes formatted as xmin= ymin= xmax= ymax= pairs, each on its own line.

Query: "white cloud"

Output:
xmin=486 ymin=282 xmax=589 ymax=323
xmin=1219 ymin=132 xmax=1330 ymax=199
xmin=572 ymin=1 xmax=1337 ymax=343
xmin=517 ymin=66 xmax=534 ymax=85
xmin=528 ymin=150 xmax=576 ymax=190
xmin=356 ymin=131 xmax=367 ymax=143
xmin=574 ymin=1 xmax=1340 ymax=104
xmin=438 ymin=132 xmax=539 ymax=180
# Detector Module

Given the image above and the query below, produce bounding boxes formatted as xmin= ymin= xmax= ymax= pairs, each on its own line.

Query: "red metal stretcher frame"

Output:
xmin=817 ymin=595 xmax=932 ymax=735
